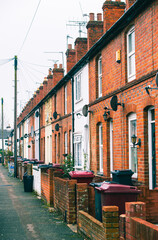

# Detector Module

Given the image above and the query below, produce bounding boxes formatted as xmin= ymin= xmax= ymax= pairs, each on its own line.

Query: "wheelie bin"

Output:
xmin=111 ymin=169 xmax=134 ymax=185
xmin=96 ymin=182 xmax=140 ymax=215
xmin=69 ymin=171 xmax=94 ymax=184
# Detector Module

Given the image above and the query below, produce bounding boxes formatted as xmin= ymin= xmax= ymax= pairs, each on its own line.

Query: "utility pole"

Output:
xmin=14 ymin=56 xmax=17 ymax=178
xmin=1 ymin=98 xmax=4 ymax=165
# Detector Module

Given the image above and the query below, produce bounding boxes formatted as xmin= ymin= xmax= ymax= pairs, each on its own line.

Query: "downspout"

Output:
xmin=38 ymin=109 xmax=41 ymax=160
xmin=71 ymin=77 xmax=75 ymax=167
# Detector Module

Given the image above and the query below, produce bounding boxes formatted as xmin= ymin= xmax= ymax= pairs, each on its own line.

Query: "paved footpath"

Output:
xmin=0 ymin=164 xmax=84 ymax=240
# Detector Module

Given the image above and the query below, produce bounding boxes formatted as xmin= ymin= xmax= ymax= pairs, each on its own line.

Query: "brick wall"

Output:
xmin=137 ymin=185 xmax=158 ymax=223
xmin=119 ymin=202 xmax=158 ymax=240
xmin=41 ymin=168 xmax=62 ymax=206
xmin=78 ymin=206 xmax=119 ymax=240
xmin=76 ymin=183 xmax=88 ymax=220
xmin=54 ymin=177 xmax=77 ymax=224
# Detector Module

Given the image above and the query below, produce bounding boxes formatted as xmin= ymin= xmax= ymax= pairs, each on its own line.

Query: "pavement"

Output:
xmin=0 ymin=164 xmax=84 ymax=240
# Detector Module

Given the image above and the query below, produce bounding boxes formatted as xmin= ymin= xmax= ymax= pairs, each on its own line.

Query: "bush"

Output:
xmin=61 ymin=154 xmax=74 ymax=178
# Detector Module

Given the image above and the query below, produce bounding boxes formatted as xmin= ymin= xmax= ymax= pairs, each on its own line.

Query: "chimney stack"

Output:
xmin=66 ymin=44 xmax=76 ymax=73
xmin=126 ymin=0 xmax=136 ymax=10
xmin=53 ymin=64 xmax=64 ymax=87
xmin=75 ymin=38 xmax=87 ymax=63
xmin=102 ymin=0 xmax=125 ymax=33
xmin=86 ymin=13 xmax=103 ymax=50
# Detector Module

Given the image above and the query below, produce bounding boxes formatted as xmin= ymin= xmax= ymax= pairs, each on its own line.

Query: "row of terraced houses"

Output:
xmin=9 ymin=0 xmax=158 ymax=193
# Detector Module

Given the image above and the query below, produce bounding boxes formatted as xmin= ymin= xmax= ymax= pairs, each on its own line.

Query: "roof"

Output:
xmin=18 ymin=0 xmax=154 ymax=125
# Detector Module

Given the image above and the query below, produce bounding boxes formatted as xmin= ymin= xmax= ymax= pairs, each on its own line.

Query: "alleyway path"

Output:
xmin=0 ymin=164 xmax=83 ymax=240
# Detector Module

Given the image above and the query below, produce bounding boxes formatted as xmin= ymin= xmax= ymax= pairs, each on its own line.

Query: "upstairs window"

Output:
xmin=75 ymin=72 xmax=81 ymax=102
xmin=98 ymin=56 xmax=102 ymax=97
xmin=64 ymin=85 xmax=67 ymax=114
xmin=127 ymin=26 xmax=135 ymax=81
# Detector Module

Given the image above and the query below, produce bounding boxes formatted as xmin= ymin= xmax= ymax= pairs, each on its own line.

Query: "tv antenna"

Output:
xmin=66 ymin=20 xmax=87 ymax=37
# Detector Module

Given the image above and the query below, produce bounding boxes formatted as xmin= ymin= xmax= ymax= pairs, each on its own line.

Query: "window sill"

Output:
xmin=75 ymin=98 xmax=83 ymax=104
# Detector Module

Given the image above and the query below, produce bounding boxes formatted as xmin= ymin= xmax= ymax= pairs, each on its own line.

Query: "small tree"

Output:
xmin=61 ymin=154 xmax=74 ymax=178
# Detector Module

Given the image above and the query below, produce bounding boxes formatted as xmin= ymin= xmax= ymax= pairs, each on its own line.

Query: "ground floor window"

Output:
xmin=128 ymin=113 xmax=137 ymax=177
xmin=99 ymin=123 xmax=103 ymax=173
xmin=148 ymin=107 xmax=156 ymax=189
xmin=74 ymin=135 xmax=82 ymax=167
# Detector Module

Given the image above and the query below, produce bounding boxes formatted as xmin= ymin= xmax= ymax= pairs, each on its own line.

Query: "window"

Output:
xmin=69 ymin=130 xmax=72 ymax=154
xmin=128 ymin=113 xmax=137 ymax=177
xmin=148 ymin=107 xmax=156 ymax=189
xmin=54 ymin=94 xmax=56 ymax=111
xmin=110 ymin=119 xmax=113 ymax=173
xmin=98 ymin=56 xmax=102 ymax=97
xmin=99 ymin=123 xmax=103 ymax=173
xmin=74 ymin=135 xmax=82 ymax=167
xmin=127 ymin=26 xmax=135 ymax=81
xmin=64 ymin=132 xmax=68 ymax=154
xmin=75 ymin=72 xmax=81 ymax=101
xmin=55 ymin=134 xmax=57 ymax=163
xmin=58 ymin=133 xmax=60 ymax=162
xmin=64 ymin=85 xmax=67 ymax=114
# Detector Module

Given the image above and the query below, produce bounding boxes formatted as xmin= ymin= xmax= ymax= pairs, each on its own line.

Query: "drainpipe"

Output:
xmin=39 ymin=110 xmax=41 ymax=161
xmin=71 ymin=77 xmax=75 ymax=167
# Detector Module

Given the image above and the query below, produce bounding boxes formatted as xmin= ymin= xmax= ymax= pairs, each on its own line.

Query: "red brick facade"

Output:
xmin=89 ymin=0 xmax=158 ymax=189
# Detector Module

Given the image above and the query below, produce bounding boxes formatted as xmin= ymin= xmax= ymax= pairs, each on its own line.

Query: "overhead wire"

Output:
xmin=18 ymin=0 xmax=42 ymax=55
xmin=21 ymin=60 xmax=50 ymax=68
xmin=0 ymin=58 xmax=14 ymax=66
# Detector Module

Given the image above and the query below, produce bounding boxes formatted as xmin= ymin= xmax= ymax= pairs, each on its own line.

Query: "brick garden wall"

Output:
xmin=78 ymin=206 xmax=119 ymax=240
xmin=138 ymin=185 xmax=158 ymax=223
xmin=120 ymin=202 xmax=158 ymax=240
xmin=41 ymin=168 xmax=62 ymax=206
xmin=54 ymin=177 xmax=77 ymax=224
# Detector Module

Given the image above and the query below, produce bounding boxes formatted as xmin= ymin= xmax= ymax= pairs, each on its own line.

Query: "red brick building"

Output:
xmin=16 ymin=0 xmax=158 ymax=191
xmin=88 ymin=0 xmax=158 ymax=190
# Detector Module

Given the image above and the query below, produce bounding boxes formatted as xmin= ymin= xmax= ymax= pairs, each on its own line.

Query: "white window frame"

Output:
xmin=99 ymin=123 xmax=103 ymax=173
xmin=110 ymin=120 xmax=113 ymax=174
xmin=55 ymin=134 xmax=57 ymax=163
xmin=128 ymin=113 xmax=137 ymax=178
xmin=75 ymin=72 xmax=81 ymax=102
xmin=148 ymin=107 xmax=155 ymax=189
xmin=64 ymin=132 xmax=68 ymax=155
xmin=74 ymin=135 xmax=82 ymax=168
xmin=69 ymin=130 xmax=72 ymax=154
xmin=64 ymin=85 xmax=67 ymax=114
xmin=127 ymin=26 xmax=136 ymax=82
xmin=98 ymin=56 xmax=102 ymax=98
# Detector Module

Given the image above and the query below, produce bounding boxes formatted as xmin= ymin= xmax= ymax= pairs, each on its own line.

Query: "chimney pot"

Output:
xmin=54 ymin=64 xmax=57 ymax=69
xmin=68 ymin=44 xmax=72 ymax=50
xmin=59 ymin=64 xmax=62 ymax=68
xmin=89 ymin=13 xmax=94 ymax=21
xmin=48 ymin=68 xmax=52 ymax=75
xmin=97 ymin=13 xmax=102 ymax=21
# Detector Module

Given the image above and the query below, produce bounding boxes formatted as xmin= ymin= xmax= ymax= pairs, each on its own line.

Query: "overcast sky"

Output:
xmin=0 ymin=0 xmax=106 ymax=128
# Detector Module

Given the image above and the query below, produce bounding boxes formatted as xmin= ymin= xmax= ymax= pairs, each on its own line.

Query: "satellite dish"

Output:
xmin=110 ymin=95 xmax=118 ymax=111
xmin=35 ymin=111 xmax=39 ymax=118
xmin=55 ymin=123 xmax=60 ymax=131
xmin=82 ymin=105 xmax=88 ymax=117
xmin=53 ymin=111 xmax=58 ymax=119
xmin=156 ymin=72 xmax=158 ymax=87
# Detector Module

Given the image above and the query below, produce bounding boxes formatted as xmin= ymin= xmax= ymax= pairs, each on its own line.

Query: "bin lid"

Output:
xmin=69 ymin=171 xmax=94 ymax=178
xmin=111 ymin=169 xmax=134 ymax=176
xmin=52 ymin=163 xmax=61 ymax=168
xmin=95 ymin=183 xmax=140 ymax=193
